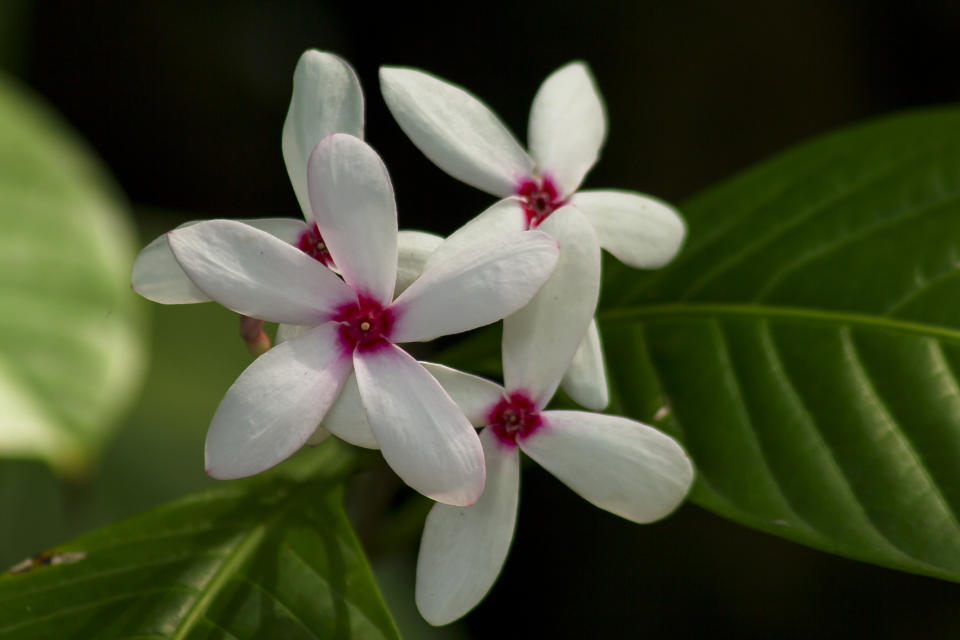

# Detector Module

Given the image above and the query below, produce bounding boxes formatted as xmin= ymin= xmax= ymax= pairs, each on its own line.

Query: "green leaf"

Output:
xmin=0 ymin=441 xmax=401 ymax=640
xmin=600 ymin=108 xmax=960 ymax=582
xmin=0 ymin=73 xmax=146 ymax=473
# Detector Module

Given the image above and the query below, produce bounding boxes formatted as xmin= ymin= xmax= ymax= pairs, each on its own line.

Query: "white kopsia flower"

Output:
xmin=409 ymin=208 xmax=693 ymax=624
xmin=309 ymin=203 xmax=601 ymax=452
xmin=166 ymin=134 xmax=560 ymax=506
xmin=131 ymin=49 xmax=441 ymax=306
xmin=415 ymin=388 xmax=693 ymax=624
xmin=380 ymin=62 xmax=687 ymax=410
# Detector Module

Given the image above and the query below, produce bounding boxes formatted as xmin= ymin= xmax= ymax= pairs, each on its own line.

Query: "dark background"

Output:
xmin=5 ymin=1 xmax=960 ymax=637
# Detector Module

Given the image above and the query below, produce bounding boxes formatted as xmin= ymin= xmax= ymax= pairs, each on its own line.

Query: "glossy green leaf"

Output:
xmin=599 ymin=108 xmax=960 ymax=581
xmin=0 ymin=441 xmax=400 ymax=639
xmin=0 ymin=74 xmax=146 ymax=473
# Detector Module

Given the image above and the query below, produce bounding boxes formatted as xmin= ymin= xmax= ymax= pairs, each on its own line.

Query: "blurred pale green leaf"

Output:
xmin=0 ymin=73 xmax=146 ymax=473
xmin=599 ymin=108 xmax=960 ymax=582
xmin=0 ymin=441 xmax=400 ymax=640
xmin=0 ymin=271 xmax=269 ymax=571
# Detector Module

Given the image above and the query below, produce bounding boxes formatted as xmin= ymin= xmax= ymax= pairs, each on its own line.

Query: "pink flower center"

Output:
xmin=488 ymin=392 xmax=542 ymax=447
xmin=516 ymin=175 xmax=566 ymax=228
xmin=297 ymin=223 xmax=334 ymax=267
xmin=332 ymin=296 xmax=394 ymax=352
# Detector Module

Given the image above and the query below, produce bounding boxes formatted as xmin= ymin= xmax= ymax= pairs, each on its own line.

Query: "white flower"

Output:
xmin=316 ymin=204 xmax=694 ymax=622
xmin=167 ymin=134 xmax=560 ymax=506
xmin=308 ymin=204 xmax=601 ymax=451
xmin=415 ymin=387 xmax=693 ymax=624
xmin=380 ymin=62 xmax=687 ymax=410
xmin=131 ymin=50 xmax=441 ymax=307
xmin=409 ymin=208 xmax=693 ymax=624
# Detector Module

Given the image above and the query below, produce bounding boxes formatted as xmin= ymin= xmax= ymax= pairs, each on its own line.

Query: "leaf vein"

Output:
xmin=232 ymin=574 xmax=323 ymax=640
xmin=754 ymin=190 xmax=960 ymax=301
xmin=883 ymin=262 xmax=960 ymax=316
xmin=197 ymin=615 xmax=243 ymax=640
xmin=709 ymin=319 xmax=825 ymax=539
xmin=280 ymin=539 xmax=391 ymax=638
xmin=612 ymin=321 xmax=757 ymax=519
xmin=680 ymin=142 xmax=950 ymax=299
xmin=758 ymin=321 xmax=944 ymax=568
xmin=601 ymin=303 xmax=960 ymax=344
xmin=1 ymin=551 xmax=225 ymax=600
xmin=168 ymin=525 xmax=269 ymax=640
xmin=841 ymin=328 xmax=960 ymax=534
xmin=626 ymin=142 xmax=852 ymax=299
xmin=0 ymin=586 xmax=191 ymax=633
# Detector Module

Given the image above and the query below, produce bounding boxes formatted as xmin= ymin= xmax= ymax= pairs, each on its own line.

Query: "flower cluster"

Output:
xmin=131 ymin=50 xmax=694 ymax=625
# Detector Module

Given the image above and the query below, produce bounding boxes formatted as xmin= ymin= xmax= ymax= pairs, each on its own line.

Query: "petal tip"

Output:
xmin=434 ymin=483 xmax=483 ymax=508
xmin=378 ymin=65 xmax=416 ymax=90
xmin=204 ymin=441 xmax=237 ymax=480
xmin=581 ymin=396 xmax=609 ymax=412
xmin=204 ymin=462 xmax=231 ymax=480
xmin=431 ymin=463 xmax=485 ymax=507
xmin=563 ymin=59 xmax=591 ymax=75
xmin=415 ymin=590 xmax=463 ymax=627
xmin=298 ymin=48 xmax=334 ymax=65
xmin=420 ymin=609 xmax=459 ymax=627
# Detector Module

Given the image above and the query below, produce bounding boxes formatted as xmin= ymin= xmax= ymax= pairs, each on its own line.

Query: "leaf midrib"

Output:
xmin=169 ymin=519 xmax=270 ymax=640
xmin=166 ymin=475 xmax=352 ymax=640
xmin=601 ymin=303 xmax=960 ymax=343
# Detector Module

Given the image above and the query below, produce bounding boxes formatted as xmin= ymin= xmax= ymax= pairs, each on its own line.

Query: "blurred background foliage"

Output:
xmin=2 ymin=1 xmax=960 ymax=637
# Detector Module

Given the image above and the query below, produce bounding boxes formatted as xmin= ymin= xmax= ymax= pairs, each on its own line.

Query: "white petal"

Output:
xmin=322 ymin=371 xmax=378 ymax=449
xmin=416 ymin=428 xmax=519 ymax=625
xmin=354 ymin=344 xmax=484 ymax=505
xmin=168 ymin=219 xmax=356 ymax=324
xmin=421 ymin=362 xmax=505 ymax=426
xmin=132 ymin=226 xmax=210 ymax=304
xmin=560 ymin=319 xmax=609 ymax=411
xmin=395 ymin=229 xmax=444 ymax=296
xmin=275 ymin=323 xmax=310 ymax=345
xmin=520 ymin=411 xmax=694 ymax=523
xmin=422 ymin=198 xmax=527 ymax=271
xmin=503 ymin=206 xmax=601 ymax=408
xmin=380 ymin=66 xmax=534 ymax=197
xmin=391 ymin=231 xmax=559 ymax=343
xmin=528 ymin=62 xmax=607 ymax=195
xmin=571 ymin=190 xmax=686 ymax=269
xmin=275 ymin=340 xmax=378 ymax=451
xmin=132 ymin=217 xmax=309 ymax=305
xmin=305 ymin=425 xmax=331 ymax=446
xmin=308 ymin=134 xmax=397 ymax=305
xmin=243 ymin=217 xmax=312 ymax=244
xmin=282 ymin=50 xmax=364 ymax=221
xmin=204 ymin=322 xmax=352 ymax=479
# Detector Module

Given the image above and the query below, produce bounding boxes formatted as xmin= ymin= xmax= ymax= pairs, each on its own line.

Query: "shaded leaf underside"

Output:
xmin=0 ymin=444 xmax=400 ymax=640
